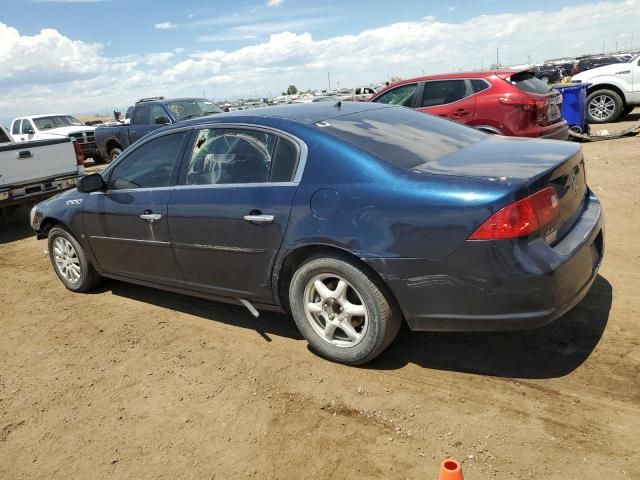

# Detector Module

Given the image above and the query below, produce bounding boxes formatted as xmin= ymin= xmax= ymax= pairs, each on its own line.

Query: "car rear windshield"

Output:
xmin=508 ymin=71 xmax=551 ymax=94
xmin=319 ymin=106 xmax=486 ymax=170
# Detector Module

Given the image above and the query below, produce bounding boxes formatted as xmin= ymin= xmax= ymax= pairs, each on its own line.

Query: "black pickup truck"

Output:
xmin=95 ymin=97 xmax=224 ymax=162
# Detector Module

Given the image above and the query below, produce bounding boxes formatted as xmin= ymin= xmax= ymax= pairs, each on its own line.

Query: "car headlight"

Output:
xmin=30 ymin=205 xmax=38 ymax=229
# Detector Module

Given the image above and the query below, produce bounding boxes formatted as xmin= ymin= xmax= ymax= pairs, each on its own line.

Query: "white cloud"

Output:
xmin=154 ymin=22 xmax=177 ymax=30
xmin=267 ymin=0 xmax=284 ymax=6
xmin=1 ymin=0 xmax=639 ymax=121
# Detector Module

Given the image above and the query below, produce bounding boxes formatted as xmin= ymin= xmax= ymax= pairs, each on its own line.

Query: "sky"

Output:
xmin=0 ymin=0 xmax=638 ymax=123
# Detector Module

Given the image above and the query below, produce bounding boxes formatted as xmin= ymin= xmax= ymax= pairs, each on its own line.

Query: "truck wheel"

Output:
xmin=109 ymin=147 xmax=123 ymax=162
xmin=48 ymin=227 xmax=101 ymax=292
xmin=289 ymin=254 xmax=402 ymax=365
xmin=586 ymin=89 xmax=623 ymax=124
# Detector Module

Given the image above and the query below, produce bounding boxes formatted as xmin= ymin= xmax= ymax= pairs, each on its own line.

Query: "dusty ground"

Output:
xmin=1 ymin=112 xmax=639 ymax=480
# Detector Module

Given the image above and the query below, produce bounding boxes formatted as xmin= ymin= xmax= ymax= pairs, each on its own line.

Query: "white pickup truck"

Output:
xmin=572 ymin=55 xmax=640 ymax=123
xmin=10 ymin=114 xmax=104 ymax=163
xmin=0 ymin=125 xmax=83 ymax=214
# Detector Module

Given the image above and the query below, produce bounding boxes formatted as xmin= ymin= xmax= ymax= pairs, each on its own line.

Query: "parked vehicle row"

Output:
xmin=1 ymin=125 xmax=84 ymax=214
xmin=30 ymin=103 xmax=603 ymax=365
xmin=370 ymin=69 xmax=569 ymax=139
xmin=10 ymin=114 xmax=103 ymax=163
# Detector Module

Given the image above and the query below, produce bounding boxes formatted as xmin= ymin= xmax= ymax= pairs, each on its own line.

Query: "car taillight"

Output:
xmin=499 ymin=96 xmax=548 ymax=111
xmin=73 ymin=140 xmax=85 ymax=166
xmin=469 ymin=187 xmax=559 ymax=240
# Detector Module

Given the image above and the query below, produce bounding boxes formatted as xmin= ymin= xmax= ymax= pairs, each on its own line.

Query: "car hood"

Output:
xmin=412 ymin=135 xmax=581 ymax=182
xmin=572 ymin=62 xmax=633 ymax=81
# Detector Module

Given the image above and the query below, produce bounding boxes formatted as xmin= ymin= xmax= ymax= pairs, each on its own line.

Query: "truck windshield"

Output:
xmin=33 ymin=116 xmax=85 ymax=131
xmin=165 ymin=99 xmax=224 ymax=121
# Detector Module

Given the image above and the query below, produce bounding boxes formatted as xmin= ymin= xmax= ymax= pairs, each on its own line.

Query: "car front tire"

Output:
xmin=586 ymin=89 xmax=623 ymax=124
xmin=289 ymin=254 xmax=402 ymax=365
xmin=48 ymin=227 xmax=101 ymax=292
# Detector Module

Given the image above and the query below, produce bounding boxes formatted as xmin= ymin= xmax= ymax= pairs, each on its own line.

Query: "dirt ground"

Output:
xmin=1 ymin=112 xmax=639 ymax=480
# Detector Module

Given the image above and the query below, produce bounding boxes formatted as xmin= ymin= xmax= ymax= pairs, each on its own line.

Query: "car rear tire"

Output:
xmin=586 ymin=89 xmax=623 ymax=124
xmin=109 ymin=147 xmax=123 ymax=162
xmin=48 ymin=227 xmax=101 ymax=292
xmin=289 ymin=254 xmax=402 ymax=365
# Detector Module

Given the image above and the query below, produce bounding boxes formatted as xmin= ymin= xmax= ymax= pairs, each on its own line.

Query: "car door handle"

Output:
xmin=139 ymin=213 xmax=162 ymax=223
xmin=453 ymin=109 xmax=470 ymax=117
xmin=17 ymin=150 xmax=33 ymax=159
xmin=243 ymin=214 xmax=274 ymax=223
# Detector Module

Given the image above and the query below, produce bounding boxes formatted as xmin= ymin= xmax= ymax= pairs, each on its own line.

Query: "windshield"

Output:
xmin=165 ymin=99 xmax=224 ymax=121
xmin=33 ymin=115 xmax=84 ymax=131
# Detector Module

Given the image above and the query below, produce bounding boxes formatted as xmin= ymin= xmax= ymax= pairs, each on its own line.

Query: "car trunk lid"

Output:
xmin=412 ymin=136 xmax=587 ymax=243
xmin=498 ymin=70 xmax=564 ymax=127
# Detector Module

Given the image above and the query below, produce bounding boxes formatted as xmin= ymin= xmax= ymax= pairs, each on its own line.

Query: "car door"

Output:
xmin=416 ymin=79 xmax=476 ymax=124
xmin=83 ymin=130 xmax=189 ymax=287
xmin=129 ymin=104 xmax=152 ymax=144
xmin=633 ymin=58 xmax=640 ymax=102
xmin=168 ymin=126 xmax=302 ymax=303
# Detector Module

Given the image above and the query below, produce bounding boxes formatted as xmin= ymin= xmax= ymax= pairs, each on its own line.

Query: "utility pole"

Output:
xmin=616 ymin=41 xmax=618 ymax=52
xmin=481 ymin=59 xmax=484 ymax=70
xmin=496 ymin=47 xmax=499 ymax=67
xmin=327 ymin=70 xmax=331 ymax=91
xmin=602 ymin=40 xmax=605 ymax=54
xmin=632 ymin=31 xmax=635 ymax=49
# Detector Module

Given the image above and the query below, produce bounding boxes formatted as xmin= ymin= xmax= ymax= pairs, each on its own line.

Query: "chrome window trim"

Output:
xmin=100 ymin=122 xmax=308 ymax=187
xmin=90 ymin=182 xmax=299 ymax=195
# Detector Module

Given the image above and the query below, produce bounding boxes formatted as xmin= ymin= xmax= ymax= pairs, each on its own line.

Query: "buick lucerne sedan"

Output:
xmin=30 ymin=103 xmax=604 ymax=365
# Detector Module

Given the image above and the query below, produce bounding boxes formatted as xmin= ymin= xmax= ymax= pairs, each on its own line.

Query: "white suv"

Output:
xmin=572 ymin=55 xmax=640 ymax=123
xmin=10 ymin=114 xmax=103 ymax=163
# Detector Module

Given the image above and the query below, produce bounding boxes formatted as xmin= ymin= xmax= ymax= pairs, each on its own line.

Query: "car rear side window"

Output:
xmin=132 ymin=105 xmax=149 ymax=125
xmin=270 ymin=136 xmax=299 ymax=182
xmin=321 ymin=106 xmax=485 ymax=170
xmin=420 ymin=80 xmax=470 ymax=107
xmin=471 ymin=79 xmax=490 ymax=93
xmin=107 ymin=132 xmax=187 ymax=190
xmin=508 ymin=71 xmax=551 ymax=94
xmin=373 ymin=83 xmax=417 ymax=107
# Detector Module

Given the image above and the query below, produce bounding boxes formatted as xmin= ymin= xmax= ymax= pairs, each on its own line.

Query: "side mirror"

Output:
xmin=25 ymin=128 xmax=35 ymax=135
xmin=154 ymin=116 xmax=171 ymax=125
xmin=114 ymin=110 xmax=121 ymax=122
xmin=77 ymin=173 xmax=106 ymax=193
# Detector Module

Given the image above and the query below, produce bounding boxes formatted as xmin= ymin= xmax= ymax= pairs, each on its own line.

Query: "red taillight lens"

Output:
xmin=469 ymin=187 xmax=559 ymax=240
xmin=499 ymin=96 xmax=547 ymax=111
xmin=73 ymin=140 xmax=85 ymax=166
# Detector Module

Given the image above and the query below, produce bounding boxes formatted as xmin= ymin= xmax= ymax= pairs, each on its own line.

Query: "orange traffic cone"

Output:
xmin=439 ymin=458 xmax=464 ymax=480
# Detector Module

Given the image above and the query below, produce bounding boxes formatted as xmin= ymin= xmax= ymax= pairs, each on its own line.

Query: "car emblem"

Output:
xmin=571 ymin=174 xmax=578 ymax=195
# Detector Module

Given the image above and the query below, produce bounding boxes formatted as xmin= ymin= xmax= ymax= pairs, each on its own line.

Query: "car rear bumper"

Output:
xmin=364 ymin=190 xmax=603 ymax=331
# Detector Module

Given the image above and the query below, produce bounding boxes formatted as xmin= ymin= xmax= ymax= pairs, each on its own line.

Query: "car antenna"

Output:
xmin=334 ymin=99 xmax=342 ymax=108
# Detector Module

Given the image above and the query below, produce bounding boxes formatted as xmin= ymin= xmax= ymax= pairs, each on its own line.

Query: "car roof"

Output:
xmin=178 ymin=102 xmax=393 ymax=127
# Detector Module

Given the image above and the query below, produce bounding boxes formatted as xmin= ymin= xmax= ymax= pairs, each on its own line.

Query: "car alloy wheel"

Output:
xmin=588 ymin=94 xmax=616 ymax=121
xmin=52 ymin=236 xmax=82 ymax=284
xmin=303 ymin=273 xmax=369 ymax=347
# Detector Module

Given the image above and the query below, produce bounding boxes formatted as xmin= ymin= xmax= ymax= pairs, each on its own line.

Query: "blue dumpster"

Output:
xmin=552 ymin=83 xmax=591 ymax=134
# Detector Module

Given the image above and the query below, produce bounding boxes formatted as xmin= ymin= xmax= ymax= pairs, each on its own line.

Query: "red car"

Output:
xmin=370 ymin=70 xmax=569 ymax=140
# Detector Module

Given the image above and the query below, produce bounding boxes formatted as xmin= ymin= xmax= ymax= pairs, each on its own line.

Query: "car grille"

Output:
xmin=68 ymin=131 xmax=95 ymax=144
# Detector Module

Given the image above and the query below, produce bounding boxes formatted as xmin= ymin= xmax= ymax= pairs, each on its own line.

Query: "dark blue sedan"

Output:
xmin=30 ymin=103 xmax=604 ymax=365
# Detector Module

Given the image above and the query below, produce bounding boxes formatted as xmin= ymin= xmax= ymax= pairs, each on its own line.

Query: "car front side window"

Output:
xmin=185 ymin=128 xmax=299 ymax=185
xmin=373 ymin=83 xmax=417 ymax=107
xmin=107 ymin=132 xmax=187 ymax=190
